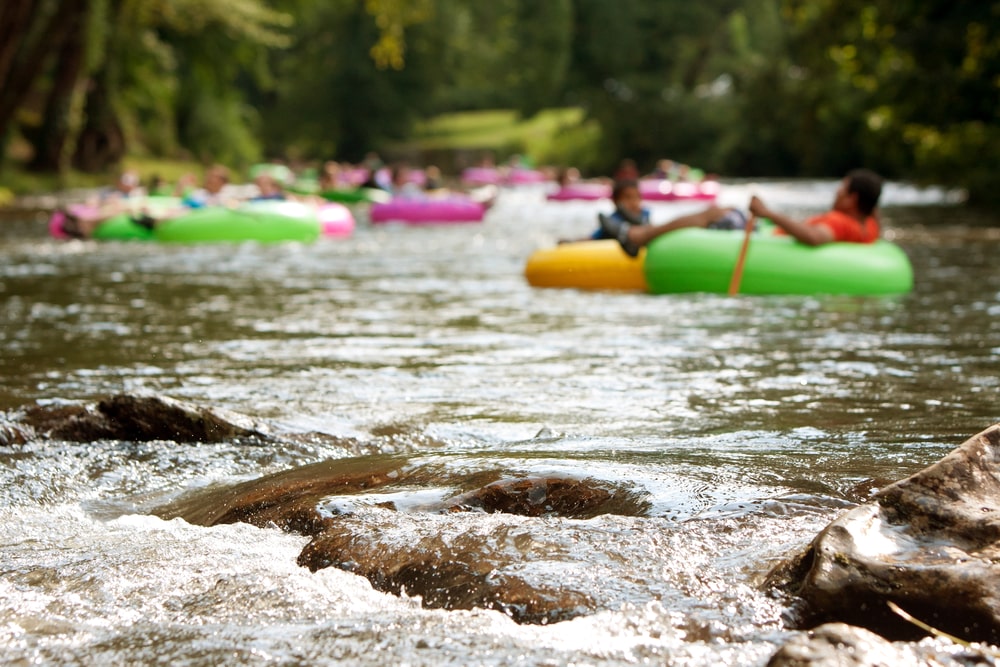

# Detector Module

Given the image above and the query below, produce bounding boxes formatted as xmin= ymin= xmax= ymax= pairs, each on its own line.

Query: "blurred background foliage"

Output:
xmin=1 ymin=0 xmax=997 ymax=201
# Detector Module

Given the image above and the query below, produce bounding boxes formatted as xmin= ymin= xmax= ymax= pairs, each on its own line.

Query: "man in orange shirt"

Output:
xmin=749 ymin=169 xmax=883 ymax=245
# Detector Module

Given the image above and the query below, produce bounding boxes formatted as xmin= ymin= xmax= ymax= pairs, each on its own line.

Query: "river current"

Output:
xmin=1 ymin=180 xmax=997 ymax=665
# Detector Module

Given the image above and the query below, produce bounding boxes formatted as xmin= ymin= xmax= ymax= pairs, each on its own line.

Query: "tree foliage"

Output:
xmin=1 ymin=0 xmax=997 ymax=201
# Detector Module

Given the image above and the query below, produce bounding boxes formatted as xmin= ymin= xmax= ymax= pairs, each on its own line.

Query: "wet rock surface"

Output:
xmin=17 ymin=394 xmax=273 ymax=443
xmin=11 ymin=395 xmax=1000 ymax=635
xmin=297 ymin=518 xmax=595 ymax=624
xmin=2 ymin=394 xmax=365 ymax=453
xmin=765 ymin=623 xmax=993 ymax=667
xmin=443 ymin=476 xmax=651 ymax=518
xmin=767 ymin=424 xmax=1000 ymax=644
xmin=156 ymin=455 xmax=649 ymax=623
xmin=155 ymin=456 xmax=409 ymax=535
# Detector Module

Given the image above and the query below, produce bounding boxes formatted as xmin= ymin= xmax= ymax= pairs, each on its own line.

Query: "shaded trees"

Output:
xmin=1 ymin=0 xmax=997 ymax=200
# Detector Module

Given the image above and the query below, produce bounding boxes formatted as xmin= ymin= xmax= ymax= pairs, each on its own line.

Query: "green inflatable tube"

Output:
xmin=90 ymin=196 xmax=183 ymax=241
xmin=319 ymin=187 xmax=390 ymax=204
xmin=91 ymin=215 xmax=155 ymax=241
xmin=91 ymin=200 xmax=320 ymax=244
xmin=153 ymin=203 xmax=320 ymax=244
xmin=643 ymin=227 xmax=913 ymax=295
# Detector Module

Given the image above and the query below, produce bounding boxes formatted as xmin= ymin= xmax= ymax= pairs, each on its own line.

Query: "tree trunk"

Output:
xmin=0 ymin=0 xmax=88 ymax=152
xmin=72 ymin=0 xmax=126 ymax=173
xmin=72 ymin=70 xmax=126 ymax=173
xmin=24 ymin=2 xmax=89 ymax=172
xmin=0 ymin=1 xmax=40 ymax=90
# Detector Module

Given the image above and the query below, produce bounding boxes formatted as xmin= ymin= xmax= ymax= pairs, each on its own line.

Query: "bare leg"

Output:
xmin=626 ymin=206 xmax=731 ymax=246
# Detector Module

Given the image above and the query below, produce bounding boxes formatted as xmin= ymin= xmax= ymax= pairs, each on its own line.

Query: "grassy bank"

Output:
xmin=1 ymin=107 xmax=603 ymax=202
xmin=393 ymin=107 xmax=603 ymax=172
xmin=0 ymin=156 xmax=206 ymax=202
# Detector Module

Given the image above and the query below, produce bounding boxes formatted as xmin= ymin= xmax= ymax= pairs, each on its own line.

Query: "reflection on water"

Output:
xmin=0 ymin=181 xmax=998 ymax=665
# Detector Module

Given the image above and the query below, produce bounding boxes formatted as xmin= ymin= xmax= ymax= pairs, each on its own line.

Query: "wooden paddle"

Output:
xmin=727 ymin=214 xmax=757 ymax=296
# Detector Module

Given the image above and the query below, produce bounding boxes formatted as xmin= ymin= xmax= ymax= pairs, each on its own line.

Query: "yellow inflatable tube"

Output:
xmin=524 ymin=239 xmax=647 ymax=292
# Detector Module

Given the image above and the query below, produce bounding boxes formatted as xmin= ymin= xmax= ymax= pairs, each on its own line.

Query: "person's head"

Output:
xmin=116 ymin=171 xmax=140 ymax=194
xmin=556 ymin=167 xmax=579 ymax=186
xmin=391 ymin=164 xmax=411 ymax=187
xmin=423 ymin=165 xmax=441 ymax=189
xmin=254 ymin=173 xmax=280 ymax=197
xmin=611 ymin=179 xmax=642 ymax=217
xmin=836 ymin=169 xmax=883 ymax=216
xmin=615 ymin=158 xmax=638 ymax=179
xmin=204 ymin=165 xmax=230 ymax=194
xmin=322 ymin=161 xmax=341 ymax=180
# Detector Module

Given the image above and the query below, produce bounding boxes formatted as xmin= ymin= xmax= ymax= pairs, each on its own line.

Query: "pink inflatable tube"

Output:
xmin=462 ymin=167 xmax=547 ymax=186
xmin=546 ymin=183 xmax=612 ymax=201
xmin=318 ymin=203 xmax=356 ymax=237
xmin=48 ymin=203 xmax=100 ymax=238
xmin=370 ymin=198 xmax=485 ymax=224
xmin=461 ymin=167 xmax=502 ymax=186
xmin=508 ymin=168 xmax=547 ymax=184
xmin=639 ymin=179 xmax=720 ymax=202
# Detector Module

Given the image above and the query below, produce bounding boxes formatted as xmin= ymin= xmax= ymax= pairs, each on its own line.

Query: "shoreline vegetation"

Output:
xmin=1 ymin=108 xmax=596 ymax=206
xmin=2 ymin=3 xmax=994 ymax=206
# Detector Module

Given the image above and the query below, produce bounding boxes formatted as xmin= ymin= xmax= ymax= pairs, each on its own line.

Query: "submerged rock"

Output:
xmin=765 ymin=623 xmax=988 ymax=667
xmin=21 ymin=394 xmax=272 ymax=443
xmin=444 ymin=476 xmax=650 ymax=519
xmin=156 ymin=455 xmax=409 ymax=534
xmin=767 ymin=424 xmax=1000 ymax=644
xmin=6 ymin=394 xmax=368 ymax=454
xmin=767 ymin=623 xmax=908 ymax=666
xmin=156 ymin=454 xmax=647 ymax=623
xmin=298 ymin=518 xmax=594 ymax=624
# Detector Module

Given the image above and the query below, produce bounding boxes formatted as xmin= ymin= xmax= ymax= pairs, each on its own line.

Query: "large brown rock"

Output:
xmin=443 ymin=476 xmax=650 ymax=518
xmin=20 ymin=394 xmax=272 ymax=443
xmin=156 ymin=455 xmax=409 ymax=534
xmin=298 ymin=518 xmax=594 ymax=624
xmin=7 ymin=394 xmax=367 ymax=454
xmin=156 ymin=456 xmax=646 ymax=624
xmin=767 ymin=424 xmax=1000 ymax=643
xmin=765 ymin=623 xmax=988 ymax=667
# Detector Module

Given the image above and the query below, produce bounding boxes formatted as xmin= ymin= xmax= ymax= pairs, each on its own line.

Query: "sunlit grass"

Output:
xmin=409 ymin=107 xmax=587 ymax=150
xmin=122 ymin=156 xmax=205 ymax=184
xmin=402 ymin=107 xmax=601 ymax=168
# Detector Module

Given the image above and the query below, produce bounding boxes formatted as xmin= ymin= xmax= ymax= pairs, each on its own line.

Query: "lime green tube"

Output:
xmin=91 ymin=215 xmax=155 ymax=241
xmin=90 ymin=196 xmax=182 ymax=241
xmin=643 ymin=228 xmax=913 ymax=295
xmin=153 ymin=205 xmax=320 ymax=244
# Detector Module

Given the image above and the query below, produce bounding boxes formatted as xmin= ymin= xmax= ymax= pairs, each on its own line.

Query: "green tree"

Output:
xmin=564 ymin=0 xmax=745 ymax=174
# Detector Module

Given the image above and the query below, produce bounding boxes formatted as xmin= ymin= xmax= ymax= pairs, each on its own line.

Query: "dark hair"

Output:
xmin=846 ymin=169 xmax=882 ymax=216
xmin=611 ymin=179 xmax=639 ymax=203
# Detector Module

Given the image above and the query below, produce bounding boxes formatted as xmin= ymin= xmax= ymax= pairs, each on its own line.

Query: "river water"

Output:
xmin=1 ymin=180 xmax=997 ymax=665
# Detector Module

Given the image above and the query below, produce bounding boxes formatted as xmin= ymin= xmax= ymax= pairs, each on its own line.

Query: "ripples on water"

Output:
xmin=1 ymin=180 xmax=998 ymax=665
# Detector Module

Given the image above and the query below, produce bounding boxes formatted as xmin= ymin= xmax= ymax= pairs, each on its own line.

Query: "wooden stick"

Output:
xmin=727 ymin=214 xmax=757 ymax=296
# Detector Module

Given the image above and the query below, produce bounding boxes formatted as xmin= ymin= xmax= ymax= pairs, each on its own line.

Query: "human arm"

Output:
xmin=749 ymin=196 xmax=833 ymax=246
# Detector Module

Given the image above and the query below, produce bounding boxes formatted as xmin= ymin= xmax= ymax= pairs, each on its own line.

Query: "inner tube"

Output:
xmin=461 ymin=167 xmax=502 ymax=186
xmin=524 ymin=240 xmax=647 ymax=291
xmin=52 ymin=196 xmax=184 ymax=240
xmin=546 ymin=183 xmax=612 ymax=201
xmin=644 ymin=228 xmax=912 ymax=295
xmin=317 ymin=202 xmax=355 ymax=237
xmin=320 ymin=187 xmax=390 ymax=204
xmin=508 ymin=168 xmax=547 ymax=184
xmin=370 ymin=197 xmax=486 ymax=224
xmin=638 ymin=179 xmax=720 ymax=202
xmin=152 ymin=201 xmax=321 ymax=243
xmin=525 ymin=228 xmax=913 ymax=296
